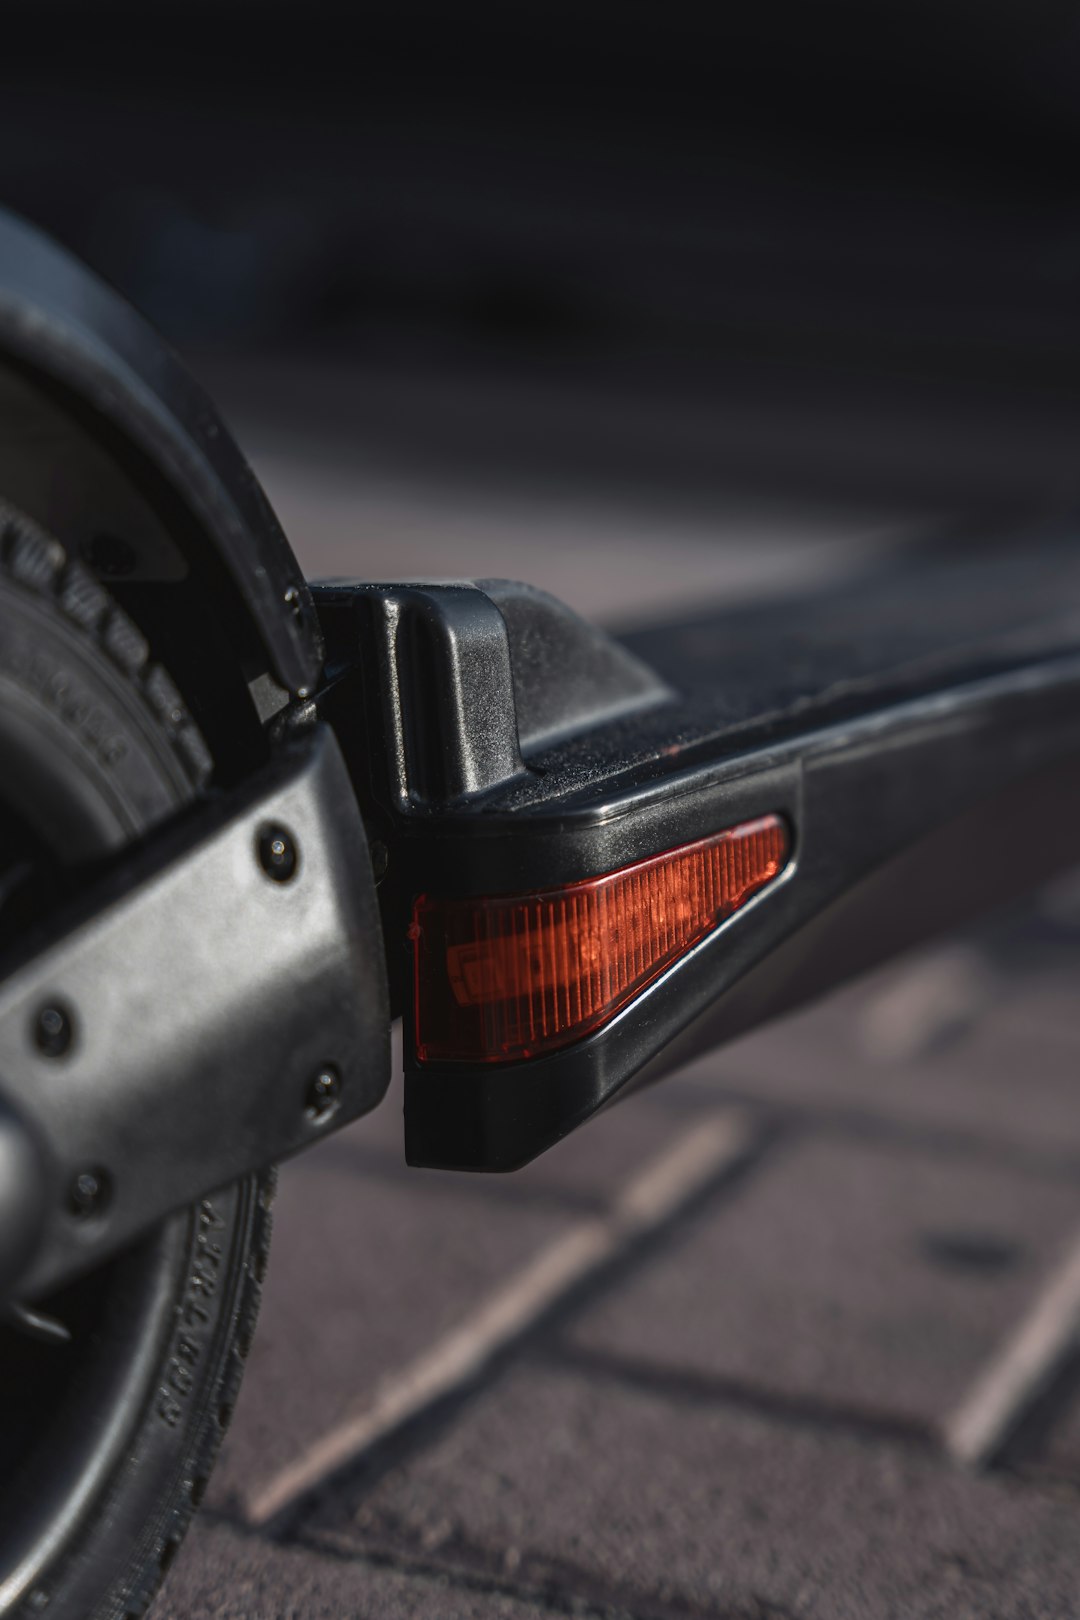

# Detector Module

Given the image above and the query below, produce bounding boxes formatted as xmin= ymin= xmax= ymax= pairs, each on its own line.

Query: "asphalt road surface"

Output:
xmin=157 ymin=364 xmax=1080 ymax=1618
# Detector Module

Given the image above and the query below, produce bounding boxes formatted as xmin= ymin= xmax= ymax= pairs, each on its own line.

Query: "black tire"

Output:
xmin=0 ymin=502 xmax=272 ymax=1620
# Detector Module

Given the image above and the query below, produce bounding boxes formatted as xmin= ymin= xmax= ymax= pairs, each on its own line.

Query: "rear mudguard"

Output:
xmin=0 ymin=208 xmax=321 ymax=733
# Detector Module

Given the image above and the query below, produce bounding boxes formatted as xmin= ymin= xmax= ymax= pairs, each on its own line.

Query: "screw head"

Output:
xmin=34 ymin=1003 xmax=74 ymax=1058
xmin=257 ymin=824 xmax=298 ymax=883
xmin=305 ymin=1066 xmax=342 ymax=1125
xmin=68 ymin=1167 xmax=110 ymax=1219
xmin=370 ymin=840 xmax=389 ymax=883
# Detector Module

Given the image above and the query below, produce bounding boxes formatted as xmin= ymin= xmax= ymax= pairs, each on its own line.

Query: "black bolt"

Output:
xmin=68 ymin=1167 xmax=110 ymax=1219
xmin=370 ymin=839 xmax=389 ymax=883
xmin=283 ymin=583 xmax=306 ymax=624
xmin=257 ymin=824 xmax=298 ymax=883
xmin=305 ymin=1066 xmax=342 ymax=1124
xmin=34 ymin=1003 xmax=74 ymax=1058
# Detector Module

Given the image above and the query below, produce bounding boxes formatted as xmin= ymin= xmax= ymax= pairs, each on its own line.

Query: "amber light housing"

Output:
xmin=411 ymin=814 xmax=789 ymax=1064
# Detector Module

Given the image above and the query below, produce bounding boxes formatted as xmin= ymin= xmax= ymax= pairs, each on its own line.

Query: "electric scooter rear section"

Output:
xmin=311 ymin=556 xmax=1080 ymax=1171
xmin=0 ymin=209 xmax=1078 ymax=1617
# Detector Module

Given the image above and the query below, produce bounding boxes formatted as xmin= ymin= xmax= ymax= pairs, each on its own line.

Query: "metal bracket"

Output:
xmin=0 ymin=726 xmax=389 ymax=1301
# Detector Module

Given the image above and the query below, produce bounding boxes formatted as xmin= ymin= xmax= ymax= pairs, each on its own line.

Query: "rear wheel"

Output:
xmin=0 ymin=503 xmax=272 ymax=1620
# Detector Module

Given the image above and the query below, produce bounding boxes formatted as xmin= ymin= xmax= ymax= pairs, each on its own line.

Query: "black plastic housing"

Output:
xmin=314 ymin=543 xmax=1080 ymax=1172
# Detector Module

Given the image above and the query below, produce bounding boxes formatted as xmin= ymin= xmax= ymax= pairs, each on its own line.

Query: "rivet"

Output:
xmin=257 ymin=824 xmax=298 ymax=883
xmin=305 ymin=1067 xmax=342 ymax=1125
xmin=34 ymin=1004 xmax=74 ymax=1058
xmin=68 ymin=1167 xmax=111 ymax=1219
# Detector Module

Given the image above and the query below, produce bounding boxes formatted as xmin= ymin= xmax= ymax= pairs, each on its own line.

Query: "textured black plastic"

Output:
xmin=312 ymin=578 xmax=671 ymax=807
xmin=476 ymin=578 xmax=671 ymax=754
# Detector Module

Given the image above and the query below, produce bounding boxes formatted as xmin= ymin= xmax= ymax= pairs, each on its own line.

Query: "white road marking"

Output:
xmin=244 ymin=1111 xmax=755 ymax=1527
xmin=857 ymin=945 xmax=993 ymax=1065
xmin=944 ymin=1226 xmax=1080 ymax=1467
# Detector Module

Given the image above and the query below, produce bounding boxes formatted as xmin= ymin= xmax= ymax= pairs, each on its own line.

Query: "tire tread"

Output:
xmin=0 ymin=504 xmax=211 ymax=792
xmin=112 ymin=1171 xmax=277 ymax=1620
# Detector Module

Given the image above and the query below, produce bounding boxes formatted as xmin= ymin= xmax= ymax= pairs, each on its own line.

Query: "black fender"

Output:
xmin=0 ymin=208 xmax=321 ymax=741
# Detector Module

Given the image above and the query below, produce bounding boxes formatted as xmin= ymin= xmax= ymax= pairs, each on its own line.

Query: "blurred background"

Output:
xmin=8 ymin=0 xmax=1080 ymax=615
xmin=11 ymin=8 xmax=1080 ymax=1615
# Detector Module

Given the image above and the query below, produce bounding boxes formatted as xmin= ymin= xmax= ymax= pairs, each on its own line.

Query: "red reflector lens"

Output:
xmin=412 ymin=814 xmax=789 ymax=1064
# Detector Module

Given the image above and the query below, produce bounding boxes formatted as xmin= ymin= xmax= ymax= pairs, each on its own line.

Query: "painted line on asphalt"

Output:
xmin=857 ymin=945 xmax=993 ymax=1066
xmin=943 ymin=1225 xmax=1080 ymax=1467
xmin=244 ymin=1110 xmax=755 ymax=1527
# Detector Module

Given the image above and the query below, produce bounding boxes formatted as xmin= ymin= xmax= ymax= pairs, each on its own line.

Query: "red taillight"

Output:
xmin=411 ymin=814 xmax=789 ymax=1064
